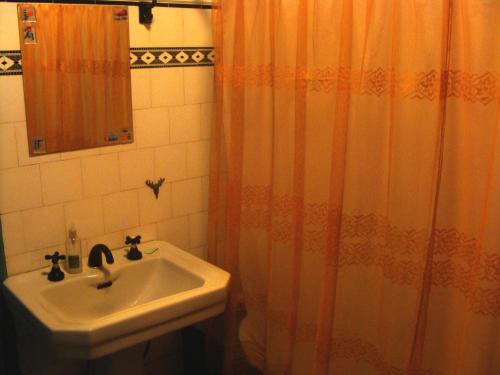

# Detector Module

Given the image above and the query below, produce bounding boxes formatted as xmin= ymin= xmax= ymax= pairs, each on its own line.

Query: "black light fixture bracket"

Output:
xmin=5 ymin=0 xmax=213 ymax=9
xmin=139 ymin=0 xmax=157 ymax=25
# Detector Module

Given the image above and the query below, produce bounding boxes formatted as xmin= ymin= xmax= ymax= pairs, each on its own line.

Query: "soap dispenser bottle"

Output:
xmin=65 ymin=225 xmax=82 ymax=274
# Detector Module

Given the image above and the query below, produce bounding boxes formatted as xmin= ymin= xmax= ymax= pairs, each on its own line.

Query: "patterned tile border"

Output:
xmin=0 ymin=47 xmax=214 ymax=76
xmin=130 ymin=47 xmax=214 ymax=69
xmin=0 ymin=50 xmax=22 ymax=76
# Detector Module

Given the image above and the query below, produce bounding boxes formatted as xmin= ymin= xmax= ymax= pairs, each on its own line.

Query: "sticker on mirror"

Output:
xmin=21 ymin=6 xmax=37 ymax=22
xmin=23 ymin=25 xmax=37 ymax=44
xmin=32 ymin=137 xmax=46 ymax=153
xmin=105 ymin=132 xmax=119 ymax=142
xmin=113 ymin=7 xmax=128 ymax=21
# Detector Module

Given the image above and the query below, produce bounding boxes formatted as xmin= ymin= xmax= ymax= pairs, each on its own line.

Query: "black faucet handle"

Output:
xmin=45 ymin=251 xmax=66 ymax=264
xmin=125 ymin=235 xmax=142 ymax=261
xmin=44 ymin=251 xmax=65 ymax=282
xmin=125 ymin=235 xmax=141 ymax=245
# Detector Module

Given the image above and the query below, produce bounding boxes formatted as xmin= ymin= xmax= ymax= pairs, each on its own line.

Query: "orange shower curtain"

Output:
xmin=208 ymin=1 xmax=499 ymax=374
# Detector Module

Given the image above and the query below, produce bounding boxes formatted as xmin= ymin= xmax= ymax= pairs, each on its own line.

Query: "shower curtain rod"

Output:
xmin=4 ymin=0 xmax=213 ymax=9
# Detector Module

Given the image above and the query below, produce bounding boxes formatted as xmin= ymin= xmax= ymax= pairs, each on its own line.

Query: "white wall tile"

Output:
xmin=119 ymin=149 xmax=154 ymax=190
xmin=0 ymin=3 xmax=215 ymax=278
xmin=155 ymin=144 xmax=187 ymax=182
xmin=131 ymin=69 xmax=152 ymax=109
xmin=151 ymin=68 xmax=184 ymax=108
xmin=64 ymin=197 xmax=104 ymax=239
xmin=0 ymin=165 xmax=42 ymax=213
xmin=150 ymin=8 xmax=184 ymax=46
xmin=186 ymin=141 xmax=209 ymax=178
xmin=134 ymin=107 xmax=170 ymax=148
xmin=0 ymin=123 xmax=18 ymax=169
xmin=128 ymin=6 xmax=151 ymax=47
xmin=15 ymin=122 xmax=61 ymax=166
xmin=40 ymin=159 xmax=82 ymax=205
xmin=0 ymin=75 xmax=26 ymax=124
xmin=100 ymin=142 xmax=136 ymax=154
xmin=169 ymin=104 xmax=201 ymax=143
xmin=60 ymin=148 xmax=100 ymax=160
xmin=6 ymin=248 xmax=49 ymax=276
xmin=157 ymin=216 xmax=189 ymax=250
xmin=84 ymin=230 xmax=125 ymax=256
xmin=102 ymin=190 xmax=139 ymax=233
xmin=184 ymin=67 xmax=213 ymax=104
xmin=138 ymin=185 xmax=172 ymax=225
xmin=189 ymin=211 xmax=208 ymax=248
xmin=201 ymin=175 xmax=209 ymax=211
xmin=183 ymin=9 xmax=213 ymax=47
xmin=1 ymin=211 xmax=25 ymax=257
xmin=171 ymin=178 xmax=203 ymax=216
xmin=23 ymin=204 xmax=65 ymax=251
xmin=0 ymin=3 xmax=20 ymax=50
xmin=200 ymin=103 xmax=213 ymax=140
xmin=82 ymin=154 xmax=120 ymax=197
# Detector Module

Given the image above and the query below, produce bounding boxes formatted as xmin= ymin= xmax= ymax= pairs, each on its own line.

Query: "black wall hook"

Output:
xmin=146 ymin=177 xmax=165 ymax=199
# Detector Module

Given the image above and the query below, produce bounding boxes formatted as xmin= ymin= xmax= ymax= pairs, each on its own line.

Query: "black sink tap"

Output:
xmin=125 ymin=235 xmax=142 ymax=261
xmin=88 ymin=244 xmax=114 ymax=268
xmin=88 ymin=244 xmax=114 ymax=289
xmin=44 ymin=251 xmax=66 ymax=282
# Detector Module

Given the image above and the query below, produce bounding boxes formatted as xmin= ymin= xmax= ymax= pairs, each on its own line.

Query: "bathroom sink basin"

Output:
xmin=41 ymin=257 xmax=205 ymax=322
xmin=3 ymin=240 xmax=230 ymax=359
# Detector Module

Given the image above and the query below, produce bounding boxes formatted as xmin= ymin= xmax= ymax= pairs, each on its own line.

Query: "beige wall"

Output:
xmin=0 ymin=3 xmax=214 ymax=277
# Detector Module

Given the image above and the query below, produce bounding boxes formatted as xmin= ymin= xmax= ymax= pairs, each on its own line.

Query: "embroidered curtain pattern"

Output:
xmin=208 ymin=1 xmax=499 ymax=374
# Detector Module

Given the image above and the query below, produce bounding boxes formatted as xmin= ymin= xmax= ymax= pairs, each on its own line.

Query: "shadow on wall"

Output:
xmin=1 ymin=220 xmax=20 ymax=375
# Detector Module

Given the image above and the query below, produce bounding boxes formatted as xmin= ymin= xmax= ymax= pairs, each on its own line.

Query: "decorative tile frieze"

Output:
xmin=130 ymin=47 xmax=215 ymax=69
xmin=0 ymin=50 xmax=22 ymax=76
xmin=0 ymin=47 xmax=214 ymax=76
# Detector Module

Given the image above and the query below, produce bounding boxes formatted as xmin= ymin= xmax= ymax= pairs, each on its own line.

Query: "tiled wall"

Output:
xmin=1 ymin=2 xmax=214 ymax=374
xmin=0 ymin=3 xmax=214 ymax=278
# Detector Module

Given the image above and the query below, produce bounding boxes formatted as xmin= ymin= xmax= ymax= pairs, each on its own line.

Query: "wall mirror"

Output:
xmin=18 ymin=3 xmax=133 ymax=156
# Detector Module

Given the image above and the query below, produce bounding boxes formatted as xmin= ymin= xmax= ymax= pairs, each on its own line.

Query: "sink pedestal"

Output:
xmin=3 ymin=240 xmax=230 ymax=360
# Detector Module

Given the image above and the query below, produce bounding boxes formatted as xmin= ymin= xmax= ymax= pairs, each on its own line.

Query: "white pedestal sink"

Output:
xmin=3 ymin=240 xmax=230 ymax=359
